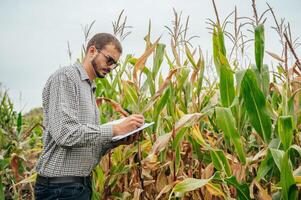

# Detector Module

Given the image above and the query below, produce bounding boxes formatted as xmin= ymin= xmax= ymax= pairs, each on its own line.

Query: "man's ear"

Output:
xmin=83 ymin=47 xmax=95 ymax=62
xmin=87 ymin=46 xmax=97 ymax=57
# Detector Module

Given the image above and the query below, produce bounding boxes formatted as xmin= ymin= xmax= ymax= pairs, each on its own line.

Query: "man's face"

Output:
xmin=91 ymin=44 xmax=121 ymax=78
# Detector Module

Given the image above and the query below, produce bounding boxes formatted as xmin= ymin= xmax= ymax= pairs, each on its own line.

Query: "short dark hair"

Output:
xmin=86 ymin=33 xmax=122 ymax=54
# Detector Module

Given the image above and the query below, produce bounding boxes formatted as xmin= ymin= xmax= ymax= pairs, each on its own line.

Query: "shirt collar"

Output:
xmin=74 ymin=62 xmax=96 ymax=93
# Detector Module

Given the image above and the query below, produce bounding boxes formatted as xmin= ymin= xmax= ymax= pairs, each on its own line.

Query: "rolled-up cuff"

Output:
xmin=87 ymin=123 xmax=113 ymax=145
xmin=98 ymin=124 xmax=113 ymax=145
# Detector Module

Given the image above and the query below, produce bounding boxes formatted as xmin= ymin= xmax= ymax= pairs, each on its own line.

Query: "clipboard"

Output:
xmin=102 ymin=117 xmax=154 ymax=141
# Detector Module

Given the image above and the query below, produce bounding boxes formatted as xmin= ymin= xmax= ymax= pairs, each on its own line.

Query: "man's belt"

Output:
xmin=36 ymin=174 xmax=92 ymax=184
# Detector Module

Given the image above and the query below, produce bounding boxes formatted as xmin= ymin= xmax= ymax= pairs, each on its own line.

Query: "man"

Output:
xmin=34 ymin=33 xmax=144 ymax=200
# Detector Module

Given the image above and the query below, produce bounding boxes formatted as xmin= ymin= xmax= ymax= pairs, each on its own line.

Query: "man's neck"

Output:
xmin=82 ymin=60 xmax=96 ymax=81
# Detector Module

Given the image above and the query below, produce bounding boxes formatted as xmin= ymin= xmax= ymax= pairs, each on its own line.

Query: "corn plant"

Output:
xmin=0 ymin=88 xmax=43 ymax=199
xmin=91 ymin=1 xmax=301 ymax=199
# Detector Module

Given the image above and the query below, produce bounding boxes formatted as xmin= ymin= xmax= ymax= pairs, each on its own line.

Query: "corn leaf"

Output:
xmin=256 ymin=139 xmax=281 ymax=181
xmin=280 ymin=151 xmax=297 ymax=200
xmin=216 ymin=107 xmax=246 ymax=164
xmin=278 ymin=115 xmax=294 ymax=151
xmin=241 ymin=69 xmax=272 ymax=143
xmin=185 ymin=43 xmax=197 ymax=69
xmin=152 ymin=43 xmax=166 ymax=79
xmin=122 ymin=80 xmax=138 ymax=106
xmin=210 ymin=149 xmax=232 ymax=177
xmin=220 ymin=63 xmax=235 ymax=107
xmin=170 ymin=177 xmax=211 ymax=199
xmin=133 ymin=37 xmax=161 ymax=83
xmin=225 ymin=176 xmax=251 ymax=200
xmin=270 ymin=148 xmax=284 ymax=171
xmin=255 ymin=24 xmax=265 ymax=72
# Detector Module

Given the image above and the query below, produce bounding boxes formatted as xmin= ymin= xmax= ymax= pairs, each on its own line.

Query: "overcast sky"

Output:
xmin=1 ymin=0 xmax=300 ymax=113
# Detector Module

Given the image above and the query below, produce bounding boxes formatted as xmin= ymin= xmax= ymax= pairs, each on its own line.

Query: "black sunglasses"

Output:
xmin=96 ymin=48 xmax=119 ymax=69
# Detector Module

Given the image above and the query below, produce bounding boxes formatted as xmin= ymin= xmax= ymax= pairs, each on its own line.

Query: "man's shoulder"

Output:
xmin=51 ymin=65 xmax=79 ymax=81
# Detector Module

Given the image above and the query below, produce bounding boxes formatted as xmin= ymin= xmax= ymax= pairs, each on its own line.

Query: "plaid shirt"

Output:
xmin=36 ymin=62 xmax=116 ymax=177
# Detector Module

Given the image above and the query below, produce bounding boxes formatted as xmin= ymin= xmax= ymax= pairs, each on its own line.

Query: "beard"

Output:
xmin=91 ymin=57 xmax=105 ymax=78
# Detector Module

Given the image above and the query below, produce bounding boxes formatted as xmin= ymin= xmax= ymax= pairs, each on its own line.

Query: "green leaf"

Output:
xmin=17 ymin=112 xmax=22 ymax=135
xmin=154 ymin=87 xmax=170 ymax=121
xmin=112 ymin=54 xmax=131 ymax=90
xmin=220 ymin=62 xmax=235 ymax=107
xmin=167 ymin=85 xmax=176 ymax=120
xmin=210 ymin=149 xmax=232 ymax=177
xmin=261 ymin=65 xmax=270 ymax=96
xmin=177 ymin=68 xmax=190 ymax=91
xmin=213 ymin=26 xmax=226 ymax=76
xmin=212 ymin=25 xmax=234 ymax=108
xmin=270 ymin=148 xmax=284 ymax=171
xmin=289 ymin=144 xmax=301 ymax=157
xmin=153 ymin=43 xmax=166 ymax=79
xmin=185 ymin=44 xmax=197 ymax=69
xmin=241 ymin=69 xmax=272 ymax=143
xmin=217 ymin=26 xmax=226 ymax=57
xmin=278 ymin=115 xmax=294 ymax=151
xmin=253 ymin=65 xmax=270 ymax=97
xmin=196 ymin=56 xmax=205 ymax=95
xmin=142 ymin=66 xmax=156 ymax=96
xmin=172 ymin=128 xmax=187 ymax=150
xmin=123 ymin=81 xmax=138 ymax=106
xmin=256 ymin=151 xmax=273 ymax=181
xmin=212 ymin=25 xmax=227 ymax=62
xmin=280 ymin=151 xmax=297 ymax=200
xmin=225 ymin=176 xmax=251 ymax=200
xmin=235 ymin=70 xmax=247 ymax=96
xmin=0 ymin=175 xmax=4 ymax=200
xmin=255 ymin=24 xmax=265 ymax=72
xmin=128 ymin=57 xmax=138 ymax=65
xmin=216 ymin=107 xmax=246 ymax=164
xmin=171 ymin=177 xmax=210 ymax=196
xmin=256 ymin=139 xmax=281 ymax=181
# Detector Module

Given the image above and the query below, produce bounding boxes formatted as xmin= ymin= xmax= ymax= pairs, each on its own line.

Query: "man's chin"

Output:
xmin=95 ymin=71 xmax=106 ymax=78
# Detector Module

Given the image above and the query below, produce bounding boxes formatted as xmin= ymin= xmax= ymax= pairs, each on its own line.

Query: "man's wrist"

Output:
xmin=112 ymin=125 xmax=120 ymax=136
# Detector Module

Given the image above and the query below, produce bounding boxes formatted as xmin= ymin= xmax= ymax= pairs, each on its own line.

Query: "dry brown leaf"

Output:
xmin=250 ymin=180 xmax=272 ymax=200
xmin=133 ymin=188 xmax=144 ymax=200
xmin=142 ymin=153 xmax=160 ymax=170
xmin=11 ymin=153 xmax=21 ymax=182
xmin=96 ymin=97 xmax=129 ymax=117
xmin=155 ymin=181 xmax=180 ymax=200
xmin=205 ymin=183 xmax=225 ymax=198
xmin=231 ymin=162 xmax=246 ymax=182
xmin=266 ymin=51 xmax=285 ymax=62
xmin=150 ymin=133 xmax=172 ymax=155
xmin=155 ymin=170 xmax=169 ymax=193
xmin=175 ymin=113 xmax=204 ymax=132
xmin=171 ymin=39 xmax=181 ymax=67
xmin=133 ymin=37 xmax=161 ymax=83
xmin=201 ymin=163 xmax=214 ymax=179
xmin=190 ymin=68 xmax=199 ymax=83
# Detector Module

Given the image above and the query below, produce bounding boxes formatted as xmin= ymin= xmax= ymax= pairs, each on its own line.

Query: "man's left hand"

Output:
xmin=114 ymin=130 xmax=142 ymax=146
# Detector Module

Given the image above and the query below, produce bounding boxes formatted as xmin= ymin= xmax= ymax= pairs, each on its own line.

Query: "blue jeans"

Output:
xmin=34 ymin=178 xmax=92 ymax=200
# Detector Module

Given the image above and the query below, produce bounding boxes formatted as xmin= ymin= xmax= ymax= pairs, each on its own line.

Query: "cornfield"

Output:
xmin=1 ymin=0 xmax=301 ymax=199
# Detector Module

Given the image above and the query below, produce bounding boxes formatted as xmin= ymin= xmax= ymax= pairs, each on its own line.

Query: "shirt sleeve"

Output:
xmin=47 ymin=73 xmax=113 ymax=148
xmin=100 ymin=141 xmax=120 ymax=156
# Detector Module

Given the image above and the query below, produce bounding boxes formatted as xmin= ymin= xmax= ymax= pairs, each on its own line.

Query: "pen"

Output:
xmin=124 ymin=108 xmax=132 ymax=115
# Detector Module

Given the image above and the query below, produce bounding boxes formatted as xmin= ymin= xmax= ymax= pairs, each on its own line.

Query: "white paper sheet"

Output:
xmin=102 ymin=117 xmax=154 ymax=141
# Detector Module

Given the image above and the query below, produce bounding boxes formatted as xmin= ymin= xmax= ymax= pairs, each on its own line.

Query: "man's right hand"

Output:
xmin=112 ymin=114 xmax=144 ymax=136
